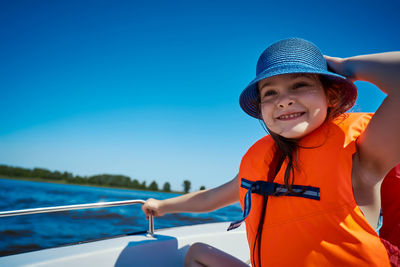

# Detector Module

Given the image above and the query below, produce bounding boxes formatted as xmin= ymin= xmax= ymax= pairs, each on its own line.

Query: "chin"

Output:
xmin=278 ymin=127 xmax=307 ymax=139
xmin=281 ymin=132 xmax=306 ymax=139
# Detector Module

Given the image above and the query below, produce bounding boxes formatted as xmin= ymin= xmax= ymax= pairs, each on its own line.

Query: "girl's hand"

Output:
xmin=142 ymin=198 xmax=165 ymax=218
xmin=324 ymin=55 xmax=355 ymax=82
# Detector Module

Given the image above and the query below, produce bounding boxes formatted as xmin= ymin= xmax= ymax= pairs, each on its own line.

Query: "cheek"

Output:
xmin=311 ymin=98 xmax=329 ymax=122
xmin=260 ymin=108 xmax=277 ymax=131
xmin=260 ymin=104 xmax=273 ymax=120
xmin=307 ymin=91 xmax=329 ymax=108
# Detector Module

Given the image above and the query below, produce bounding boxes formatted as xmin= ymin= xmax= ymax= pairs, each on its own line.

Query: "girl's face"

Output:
xmin=258 ymin=73 xmax=329 ymax=139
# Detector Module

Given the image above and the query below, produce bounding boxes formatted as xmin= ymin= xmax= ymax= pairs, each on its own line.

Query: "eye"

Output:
xmin=260 ymin=89 xmax=277 ymax=101
xmin=292 ymin=82 xmax=308 ymax=89
xmin=263 ymin=90 xmax=277 ymax=96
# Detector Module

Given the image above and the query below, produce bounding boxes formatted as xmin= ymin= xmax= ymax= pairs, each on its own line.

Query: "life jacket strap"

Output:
xmin=227 ymin=178 xmax=320 ymax=231
xmin=241 ymin=178 xmax=320 ymax=199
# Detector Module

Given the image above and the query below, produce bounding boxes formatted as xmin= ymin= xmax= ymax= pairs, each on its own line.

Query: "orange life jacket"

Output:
xmin=238 ymin=113 xmax=390 ymax=266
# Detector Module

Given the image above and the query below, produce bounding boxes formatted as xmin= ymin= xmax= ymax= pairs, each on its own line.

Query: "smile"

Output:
xmin=277 ymin=112 xmax=305 ymax=120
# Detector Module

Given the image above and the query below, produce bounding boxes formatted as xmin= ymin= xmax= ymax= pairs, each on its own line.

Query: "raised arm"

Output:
xmin=326 ymin=52 xmax=400 ymax=183
xmin=142 ymin=175 xmax=239 ymax=217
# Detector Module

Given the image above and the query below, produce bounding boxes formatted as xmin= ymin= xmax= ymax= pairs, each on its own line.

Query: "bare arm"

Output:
xmin=142 ymin=175 xmax=239 ymax=217
xmin=352 ymin=53 xmax=400 ymax=183
xmin=326 ymin=53 xmax=400 ymax=227
xmin=326 ymin=52 xmax=400 ymax=182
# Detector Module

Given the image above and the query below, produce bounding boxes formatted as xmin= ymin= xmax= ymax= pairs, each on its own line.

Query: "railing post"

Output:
xmin=147 ymin=214 xmax=154 ymax=237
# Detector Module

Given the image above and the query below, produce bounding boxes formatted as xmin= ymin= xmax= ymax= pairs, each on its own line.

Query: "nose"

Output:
xmin=277 ymin=95 xmax=295 ymax=108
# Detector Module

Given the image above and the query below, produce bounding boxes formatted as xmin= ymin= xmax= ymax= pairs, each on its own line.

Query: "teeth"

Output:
xmin=279 ymin=113 xmax=302 ymax=119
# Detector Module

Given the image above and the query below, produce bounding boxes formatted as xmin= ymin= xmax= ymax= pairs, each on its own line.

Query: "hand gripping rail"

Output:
xmin=0 ymin=199 xmax=154 ymax=237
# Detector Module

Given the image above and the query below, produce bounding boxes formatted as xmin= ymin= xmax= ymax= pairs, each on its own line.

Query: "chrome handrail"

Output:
xmin=0 ymin=199 xmax=154 ymax=237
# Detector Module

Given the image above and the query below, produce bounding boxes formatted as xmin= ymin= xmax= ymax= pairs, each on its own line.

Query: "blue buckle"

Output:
xmin=252 ymin=180 xmax=276 ymax=195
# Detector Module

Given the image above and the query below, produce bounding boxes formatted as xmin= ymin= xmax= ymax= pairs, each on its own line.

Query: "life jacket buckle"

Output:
xmin=252 ymin=181 xmax=276 ymax=195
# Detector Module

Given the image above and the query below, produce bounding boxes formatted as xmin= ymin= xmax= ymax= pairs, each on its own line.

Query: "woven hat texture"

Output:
xmin=239 ymin=38 xmax=357 ymax=118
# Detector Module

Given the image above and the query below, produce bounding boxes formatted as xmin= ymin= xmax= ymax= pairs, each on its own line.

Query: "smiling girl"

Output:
xmin=257 ymin=73 xmax=330 ymax=138
xmin=143 ymin=38 xmax=400 ymax=266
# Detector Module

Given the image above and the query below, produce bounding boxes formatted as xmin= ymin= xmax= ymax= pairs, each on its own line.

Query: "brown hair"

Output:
xmin=252 ymin=74 xmax=355 ymax=267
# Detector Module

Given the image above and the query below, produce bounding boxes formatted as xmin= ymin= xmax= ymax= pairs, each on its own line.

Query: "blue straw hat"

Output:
xmin=239 ymin=38 xmax=357 ymax=118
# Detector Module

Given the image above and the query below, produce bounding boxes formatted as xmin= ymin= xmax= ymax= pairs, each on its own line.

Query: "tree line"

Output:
xmin=0 ymin=164 xmax=205 ymax=193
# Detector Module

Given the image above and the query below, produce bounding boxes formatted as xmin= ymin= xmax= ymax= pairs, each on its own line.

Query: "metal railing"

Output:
xmin=0 ymin=199 xmax=154 ymax=237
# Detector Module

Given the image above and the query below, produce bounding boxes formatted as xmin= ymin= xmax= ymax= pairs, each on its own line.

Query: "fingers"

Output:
xmin=324 ymin=55 xmax=343 ymax=62
xmin=324 ymin=55 xmax=336 ymax=71
xmin=324 ymin=55 xmax=354 ymax=80
xmin=324 ymin=55 xmax=343 ymax=70
xmin=144 ymin=210 xmax=155 ymax=220
xmin=143 ymin=206 xmax=155 ymax=216
xmin=142 ymin=198 xmax=162 ymax=218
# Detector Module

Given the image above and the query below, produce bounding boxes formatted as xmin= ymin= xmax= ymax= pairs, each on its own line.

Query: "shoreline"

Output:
xmin=0 ymin=175 xmax=183 ymax=195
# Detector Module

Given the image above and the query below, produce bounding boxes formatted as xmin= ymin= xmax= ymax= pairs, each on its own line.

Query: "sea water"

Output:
xmin=0 ymin=178 xmax=242 ymax=256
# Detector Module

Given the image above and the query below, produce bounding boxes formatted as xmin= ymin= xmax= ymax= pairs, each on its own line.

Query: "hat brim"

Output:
xmin=239 ymin=64 xmax=357 ymax=118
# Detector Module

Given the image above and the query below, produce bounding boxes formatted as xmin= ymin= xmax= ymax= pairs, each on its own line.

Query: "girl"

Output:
xmin=142 ymin=38 xmax=400 ymax=266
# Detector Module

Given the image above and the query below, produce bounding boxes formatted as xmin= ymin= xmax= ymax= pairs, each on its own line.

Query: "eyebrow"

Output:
xmin=258 ymin=73 xmax=315 ymax=91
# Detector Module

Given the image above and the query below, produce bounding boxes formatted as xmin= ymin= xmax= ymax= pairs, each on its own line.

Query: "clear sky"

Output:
xmin=1 ymin=0 xmax=399 ymax=191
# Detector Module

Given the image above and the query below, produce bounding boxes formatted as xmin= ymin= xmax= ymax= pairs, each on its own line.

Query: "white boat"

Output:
xmin=0 ymin=200 xmax=250 ymax=267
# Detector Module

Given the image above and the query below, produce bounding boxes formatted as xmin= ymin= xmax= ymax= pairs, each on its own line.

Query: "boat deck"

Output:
xmin=0 ymin=222 xmax=249 ymax=267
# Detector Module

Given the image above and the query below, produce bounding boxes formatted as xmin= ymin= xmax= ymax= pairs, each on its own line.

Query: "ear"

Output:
xmin=325 ymin=88 xmax=340 ymax=108
xmin=327 ymin=97 xmax=339 ymax=108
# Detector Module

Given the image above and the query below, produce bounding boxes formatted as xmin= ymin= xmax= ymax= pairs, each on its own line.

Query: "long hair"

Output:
xmin=251 ymin=74 xmax=354 ymax=267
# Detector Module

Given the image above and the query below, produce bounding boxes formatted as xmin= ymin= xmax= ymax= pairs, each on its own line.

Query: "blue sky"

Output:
xmin=0 ymin=0 xmax=399 ymax=191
